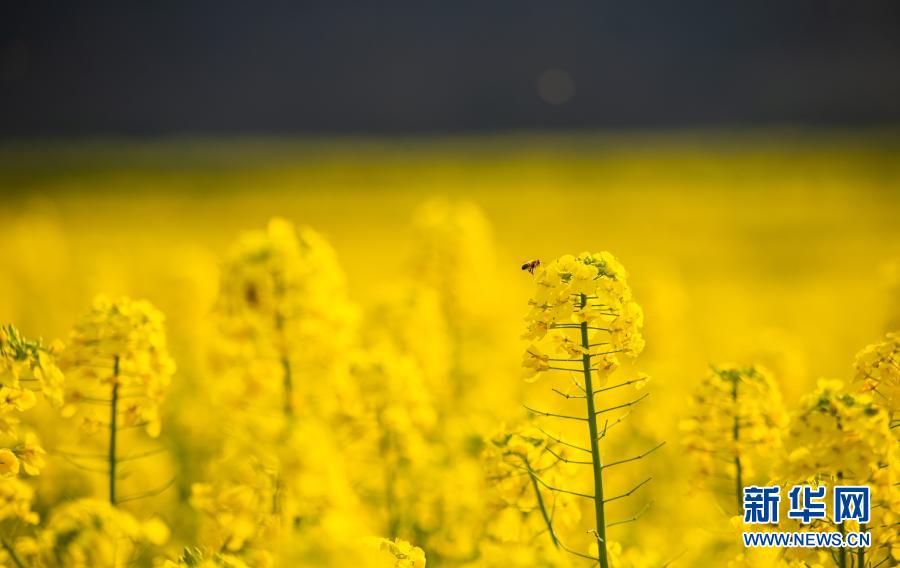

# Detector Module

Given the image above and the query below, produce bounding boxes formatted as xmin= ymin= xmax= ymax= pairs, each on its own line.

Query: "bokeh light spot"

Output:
xmin=537 ymin=68 xmax=575 ymax=105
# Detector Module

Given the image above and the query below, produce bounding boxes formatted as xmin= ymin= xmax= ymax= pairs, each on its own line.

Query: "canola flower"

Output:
xmin=0 ymin=324 xmax=63 ymax=567
xmin=60 ymin=296 xmax=175 ymax=505
xmin=681 ymin=365 xmax=787 ymax=514
xmin=482 ymin=424 xmax=581 ymax=563
xmin=680 ymin=365 xmax=789 ymax=566
xmin=0 ymin=325 xmax=64 ymax=411
xmin=27 ymin=498 xmax=168 ymax=568
xmin=194 ymin=219 xmax=369 ymax=566
xmin=213 ymin=217 xmax=355 ymax=417
xmin=343 ymin=346 xmax=437 ymax=538
xmin=164 ymin=547 xmax=253 ymax=568
xmin=189 ymin=452 xmax=280 ymax=567
xmin=519 ymin=252 xmax=657 ymax=568
xmin=778 ymin=379 xmax=899 ymax=567
xmin=365 ymin=537 xmax=427 ymax=568
xmin=190 ymin=420 xmax=361 ymax=565
xmin=347 ymin=286 xmax=480 ymax=562
xmin=853 ymin=331 xmax=899 ymax=423
xmin=364 ymin=286 xmax=451 ymax=407
xmin=1 ymin=195 xmax=897 ymax=567
xmin=380 ymin=205 xmax=502 ymax=563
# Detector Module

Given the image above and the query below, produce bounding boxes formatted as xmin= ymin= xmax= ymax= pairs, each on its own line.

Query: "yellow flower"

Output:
xmin=14 ymin=432 xmax=46 ymax=476
xmin=366 ymin=537 xmax=427 ymax=568
xmin=777 ymin=379 xmax=899 ymax=562
xmin=189 ymin=455 xmax=280 ymax=556
xmin=0 ymin=324 xmax=64 ymax=406
xmin=522 ymin=252 xmax=644 ymax=382
xmin=483 ymin=424 xmax=581 ymax=537
xmin=0 ymin=386 xmax=36 ymax=413
xmin=0 ymin=448 xmax=20 ymax=476
xmin=213 ymin=218 xmax=356 ymax=414
xmin=681 ymin=365 xmax=786 ymax=491
xmin=853 ymin=331 xmax=899 ymax=408
xmin=0 ymin=476 xmax=38 ymax=523
xmin=521 ymin=345 xmax=550 ymax=382
xmin=61 ymin=296 xmax=175 ymax=437
xmin=36 ymin=499 xmax=149 ymax=567
xmin=142 ymin=517 xmax=171 ymax=546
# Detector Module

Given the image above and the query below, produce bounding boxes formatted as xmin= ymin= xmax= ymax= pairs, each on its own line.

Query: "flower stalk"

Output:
xmin=731 ymin=375 xmax=742 ymax=516
xmin=109 ymin=355 xmax=120 ymax=505
xmin=1 ymin=539 xmax=25 ymax=568
xmin=61 ymin=297 xmax=175 ymax=509
xmin=281 ymin=355 xmax=293 ymax=418
xmin=517 ymin=252 xmax=655 ymax=564
xmin=580 ymin=297 xmax=609 ymax=568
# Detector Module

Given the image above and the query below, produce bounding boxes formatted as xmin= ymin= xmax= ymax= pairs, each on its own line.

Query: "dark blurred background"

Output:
xmin=2 ymin=1 xmax=900 ymax=135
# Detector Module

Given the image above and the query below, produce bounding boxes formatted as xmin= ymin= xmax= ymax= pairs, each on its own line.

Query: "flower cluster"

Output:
xmin=194 ymin=219 xmax=371 ymax=565
xmin=342 ymin=345 xmax=439 ymax=540
xmin=483 ymin=425 xmax=580 ymax=547
xmin=163 ymin=547 xmax=253 ymax=568
xmin=681 ymin=365 xmax=787 ymax=500
xmin=515 ymin=252 xmax=656 ymax=568
xmin=216 ymin=218 xmax=355 ymax=361
xmin=190 ymin=453 xmax=280 ymax=566
xmin=27 ymin=498 xmax=168 ymax=567
xmin=778 ymin=379 xmax=899 ymax=563
xmin=61 ymin=296 xmax=175 ymax=437
xmin=191 ymin=404 xmax=373 ymax=565
xmin=522 ymin=252 xmax=644 ymax=382
xmin=365 ymin=537 xmax=427 ymax=568
xmin=853 ymin=331 xmax=899 ymax=410
xmin=780 ymin=380 xmax=893 ymax=482
xmin=212 ymin=218 xmax=357 ymax=422
xmin=0 ymin=324 xmax=64 ymax=409
xmin=7 ymin=198 xmax=897 ymax=567
xmin=0 ymin=325 xmax=61 ymax=528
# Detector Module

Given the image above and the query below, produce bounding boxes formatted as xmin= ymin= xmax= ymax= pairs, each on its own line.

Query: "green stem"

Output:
xmin=731 ymin=377 xmax=743 ymax=516
xmin=580 ymin=295 xmax=609 ymax=568
xmin=526 ymin=458 xmax=560 ymax=549
xmin=856 ymin=547 xmax=864 ymax=568
xmin=274 ymin=306 xmax=293 ymax=418
xmin=109 ymin=355 xmax=120 ymax=506
xmin=1 ymin=538 xmax=26 ymax=568
xmin=281 ymin=355 xmax=293 ymax=417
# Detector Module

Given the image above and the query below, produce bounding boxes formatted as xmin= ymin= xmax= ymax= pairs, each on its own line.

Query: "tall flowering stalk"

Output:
xmin=345 ymin=346 xmax=436 ymax=538
xmin=195 ymin=219 xmax=365 ymax=565
xmin=0 ymin=324 xmax=62 ymax=566
xmin=681 ymin=365 xmax=786 ymax=514
xmin=521 ymin=253 xmax=658 ymax=567
xmin=60 ymin=296 xmax=175 ymax=505
xmin=778 ymin=380 xmax=899 ymax=567
xmin=214 ymin=217 xmax=355 ymax=417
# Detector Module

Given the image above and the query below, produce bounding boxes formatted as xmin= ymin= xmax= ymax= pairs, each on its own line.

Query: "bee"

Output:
xmin=521 ymin=259 xmax=541 ymax=274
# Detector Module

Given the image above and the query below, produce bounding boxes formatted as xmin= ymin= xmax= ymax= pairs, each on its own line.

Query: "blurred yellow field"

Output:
xmin=0 ymin=135 xmax=898 ymax=567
